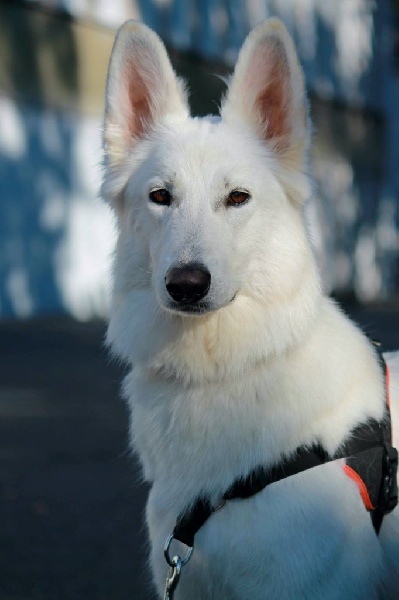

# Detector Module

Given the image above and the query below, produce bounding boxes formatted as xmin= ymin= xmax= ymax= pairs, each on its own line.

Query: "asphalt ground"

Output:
xmin=0 ymin=303 xmax=398 ymax=600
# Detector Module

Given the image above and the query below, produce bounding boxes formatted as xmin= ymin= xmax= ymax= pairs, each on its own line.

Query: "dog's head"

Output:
xmin=103 ymin=19 xmax=321 ymax=375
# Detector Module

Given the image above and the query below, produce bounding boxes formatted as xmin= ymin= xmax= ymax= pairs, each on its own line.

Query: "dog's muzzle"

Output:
xmin=165 ymin=263 xmax=211 ymax=304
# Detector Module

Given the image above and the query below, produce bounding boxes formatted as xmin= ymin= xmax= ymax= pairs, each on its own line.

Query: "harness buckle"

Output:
xmin=381 ymin=446 xmax=398 ymax=514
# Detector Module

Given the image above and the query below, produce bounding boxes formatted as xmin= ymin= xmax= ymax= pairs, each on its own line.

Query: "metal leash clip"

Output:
xmin=163 ymin=533 xmax=193 ymax=600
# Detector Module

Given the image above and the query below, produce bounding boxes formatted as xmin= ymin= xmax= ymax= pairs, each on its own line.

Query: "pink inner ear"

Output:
xmin=250 ymin=39 xmax=291 ymax=147
xmin=126 ymin=68 xmax=153 ymax=139
xmin=257 ymin=72 xmax=289 ymax=144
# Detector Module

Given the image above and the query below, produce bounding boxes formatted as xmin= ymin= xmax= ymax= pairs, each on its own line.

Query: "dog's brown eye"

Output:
xmin=149 ymin=189 xmax=171 ymax=206
xmin=227 ymin=190 xmax=250 ymax=207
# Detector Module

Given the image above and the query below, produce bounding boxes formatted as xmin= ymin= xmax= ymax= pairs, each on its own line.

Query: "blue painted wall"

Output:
xmin=1 ymin=0 xmax=398 ymax=319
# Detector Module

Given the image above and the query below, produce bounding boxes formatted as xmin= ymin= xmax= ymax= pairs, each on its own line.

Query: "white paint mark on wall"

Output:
xmin=52 ymin=115 xmax=116 ymax=320
xmin=55 ymin=194 xmax=115 ymax=320
xmin=355 ymin=227 xmax=381 ymax=300
xmin=6 ymin=269 xmax=33 ymax=317
xmin=0 ymin=97 xmax=26 ymax=159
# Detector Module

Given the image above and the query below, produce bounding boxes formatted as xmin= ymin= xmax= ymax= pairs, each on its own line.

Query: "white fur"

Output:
xmin=103 ymin=19 xmax=399 ymax=599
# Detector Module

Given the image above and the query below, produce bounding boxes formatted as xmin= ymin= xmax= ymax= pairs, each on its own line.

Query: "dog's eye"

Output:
xmin=149 ymin=189 xmax=171 ymax=206
xmin=227 ymin=190 xmax=250 ymax=207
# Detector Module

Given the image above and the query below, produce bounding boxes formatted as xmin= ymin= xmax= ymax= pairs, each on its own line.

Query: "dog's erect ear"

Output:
xmin=103 ymin=21 xmax=189 ymax=168
xmin=221 ymin=19 xmax=308 ymax=179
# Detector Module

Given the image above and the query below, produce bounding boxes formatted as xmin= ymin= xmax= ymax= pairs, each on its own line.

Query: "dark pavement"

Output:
xmin=0 ymin=318 xmax=155 ymax=600
xmin=0 ymin=304 xmax=398 ymax=600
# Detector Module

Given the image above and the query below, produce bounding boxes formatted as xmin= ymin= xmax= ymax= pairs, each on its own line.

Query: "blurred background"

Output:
xmin=0 ymin=1 xmax=399 ymax=599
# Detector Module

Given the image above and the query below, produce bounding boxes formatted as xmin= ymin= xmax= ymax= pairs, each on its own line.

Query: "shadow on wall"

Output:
xmin=0 ymin=4 xmax=77 ymax=317
xmin=137 ymin=0 xmax=251 ymax=63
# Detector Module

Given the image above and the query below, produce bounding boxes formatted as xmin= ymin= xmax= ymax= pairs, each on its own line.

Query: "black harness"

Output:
xmin=172 ymin=353 xmax=398 ymax=549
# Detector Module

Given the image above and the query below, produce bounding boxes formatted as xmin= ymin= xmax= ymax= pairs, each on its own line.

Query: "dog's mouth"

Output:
xmin=165 ymin=294 xmax=236 ymax=317
xmin=165 ymin=300 xmax=211 ymax=316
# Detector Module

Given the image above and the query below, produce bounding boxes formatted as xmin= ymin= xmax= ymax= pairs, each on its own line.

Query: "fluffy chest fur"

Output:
xmin=126 ymin=299 xmax=384 ymax=499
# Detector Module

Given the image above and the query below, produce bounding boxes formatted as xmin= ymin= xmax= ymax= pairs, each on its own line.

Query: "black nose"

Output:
xmin=165 ymin=263 xmax=211 ymax=303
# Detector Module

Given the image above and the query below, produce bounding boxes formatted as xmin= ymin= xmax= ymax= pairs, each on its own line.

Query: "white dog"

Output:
xmin=102 ymin=18 xmax=399 ymax=599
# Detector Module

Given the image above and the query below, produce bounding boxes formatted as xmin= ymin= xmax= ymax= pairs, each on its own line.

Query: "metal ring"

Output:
xmin=164 ymin=533 xmax=194 ymax=567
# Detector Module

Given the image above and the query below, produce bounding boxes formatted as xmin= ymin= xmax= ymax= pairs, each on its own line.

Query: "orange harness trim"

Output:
xmin=343 ymin=464 xmax=375 ymax=510
xmin=386 ymin=364 xmax=391 ymax=412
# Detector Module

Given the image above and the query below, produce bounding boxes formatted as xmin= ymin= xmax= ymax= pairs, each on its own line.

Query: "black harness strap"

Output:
xmin=173 ymin=355 xmax=398 ymax=547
